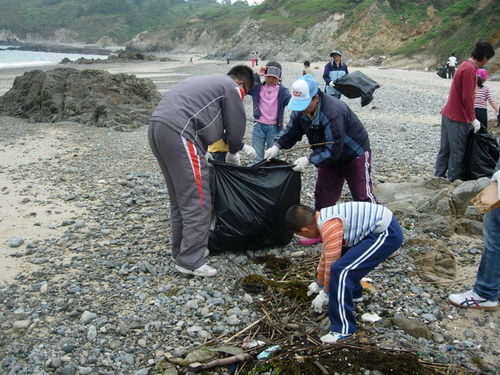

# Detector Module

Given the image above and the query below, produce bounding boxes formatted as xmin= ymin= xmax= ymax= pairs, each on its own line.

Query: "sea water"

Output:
xmin=0 ymin=46 xmax=107 ymax=69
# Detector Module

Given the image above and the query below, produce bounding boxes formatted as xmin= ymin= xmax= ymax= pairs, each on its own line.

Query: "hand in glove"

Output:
xmin=328 ymin=81 xmax=335 ymax=88
xmin=292 ymin=156 xmax=310 ymax=173
xmin=311 ymin=290 xmax=329 ymax=313
xmin=492 ymin=169 xmax=500 ymax=200
xmin=471 ymin=119 xmax=481 ymax=133
xmin=307 ymin=281 xmax=321 ymax=296
xmin=264 ymin=145 xmax=280 ymax=160
xmin=241 ymin=144 xmax=257 ymax=159
xmin=205 ymin=152 xmax=213 ymax=160
xmin=225 ymin=152 xmax=241 ymax=165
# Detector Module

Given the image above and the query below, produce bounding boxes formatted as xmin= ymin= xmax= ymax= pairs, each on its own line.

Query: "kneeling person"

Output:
xmin=285 ymin=202 xmax=403 ymax=343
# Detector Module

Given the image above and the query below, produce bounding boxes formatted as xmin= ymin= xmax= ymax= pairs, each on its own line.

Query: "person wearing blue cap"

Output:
xmin=264 ymin=74 xmax=378 ymax=246
xmin=323 ymin=50 xmax=348 ymax=99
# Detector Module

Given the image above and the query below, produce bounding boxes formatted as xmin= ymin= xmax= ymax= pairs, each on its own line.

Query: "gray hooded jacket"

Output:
xmin=150 ymin=74 xmax=246 ymax=153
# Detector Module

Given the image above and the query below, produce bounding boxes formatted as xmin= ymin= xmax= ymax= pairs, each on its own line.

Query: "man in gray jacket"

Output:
xmin=148 ymin=65 xmax=255 ymax=277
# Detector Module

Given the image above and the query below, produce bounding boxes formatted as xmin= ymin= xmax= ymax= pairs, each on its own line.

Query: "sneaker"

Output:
xmin=320 ymin=331 xmax=355 ymax=344
xmin=175 ymin=263 xmax=217 ymax=277
xmin=448 ymin=289 xmax=498 ymax=310
xmin=298 ymin=236 xmax=322 ymax=246
xmin=353 ymin=297 xmax=363 ymax=303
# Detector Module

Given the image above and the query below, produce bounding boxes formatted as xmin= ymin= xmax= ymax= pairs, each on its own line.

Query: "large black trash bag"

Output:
xmin=208 ymin=159 xmax=301 ymax=252
xmin=463 ymin=131 xmax=500 ymax=180
xmin=333 ymin=71 xmax=380 ymax=107
xmin=436 ymin=66 xmax=448 ymax=79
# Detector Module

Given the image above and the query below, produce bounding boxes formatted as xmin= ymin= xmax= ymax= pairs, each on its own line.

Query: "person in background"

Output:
xmin=148 ymin=65 xmax=256 ymax=277
xmin=225 ymin=51 xmax=232 ymax=64
xmin=303 ymin=60 xmax=314 ymax=76
xmin=248 ymin=62 xmax=291 ymax=162
xmin=448 ymin=159 xmax=499 ymax=311
xmin=447 ymin=53 xmax=457 ymax=79
xmin=474 ymin=68 xmax=499 ymax=132
xmin=323 ymin=50 xmax=348 ymax=99
xmin=285 ymin=202 xmax=403 ymax=343
xmin=264 ymin=74 xmax=378 ymax=246
xmin=435 ymin=41 xmax=495 ymax=182
xmin=255 ymin=51 xmax=260 ymax=66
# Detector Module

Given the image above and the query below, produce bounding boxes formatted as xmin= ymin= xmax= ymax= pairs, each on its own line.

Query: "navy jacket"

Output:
xmin=276 ymin=92 xmax=370 ymax=167
xmin=249 ymin=74 xmax=291 ymax=130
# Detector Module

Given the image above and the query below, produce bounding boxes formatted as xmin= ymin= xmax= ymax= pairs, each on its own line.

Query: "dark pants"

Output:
xmin=314 ymin=150 xmax=378 ymax=211
xmin=448 ymin=66 xmax=456 ymax=79
xmin=328 ymin=217 xmax=403 ymax=334
xmin=435 ymin=115 xmax=471 ymax=181
xmin=475 ymin=108 xmax=488 ymax=132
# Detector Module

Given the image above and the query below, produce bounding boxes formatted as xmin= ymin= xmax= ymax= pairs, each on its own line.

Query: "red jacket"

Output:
xmin=441 ymin=60 xmax=477 ymax=124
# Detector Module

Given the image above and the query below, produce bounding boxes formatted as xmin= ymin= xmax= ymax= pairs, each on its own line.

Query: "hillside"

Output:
xmin=0 ymin=0 xmax=498 ymax=68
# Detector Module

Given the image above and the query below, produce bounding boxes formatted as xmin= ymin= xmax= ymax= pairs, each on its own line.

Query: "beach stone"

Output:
xmin=80 ymin=311 xmax=97 ymax=323
xmin=12 ymin=320 xmax=30 ymax=331
xmin=9 ymin=238 xmax=24 ymax=247
xmin=391 ymin=318 xmax=431 ymax=339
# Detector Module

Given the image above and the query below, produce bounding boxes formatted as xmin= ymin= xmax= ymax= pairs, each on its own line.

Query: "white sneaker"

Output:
xmin=320 ymin=331 xmax=355 ymax=344
xmin=448 ymin=289 xmax=498 ymax=310
xmin=353 ymin=297 xmax=363 ymax=303
xmin=175 ymin=263 xmax=217 ymax=277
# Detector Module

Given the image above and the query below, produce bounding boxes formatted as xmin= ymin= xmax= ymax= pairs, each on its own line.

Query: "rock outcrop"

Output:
xmin=0 ymin=68 xmax=161 ymax=131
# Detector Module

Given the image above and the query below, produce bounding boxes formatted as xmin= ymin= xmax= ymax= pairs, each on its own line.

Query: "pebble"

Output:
xmin=9 ymin=237 xmax=24 ymax=247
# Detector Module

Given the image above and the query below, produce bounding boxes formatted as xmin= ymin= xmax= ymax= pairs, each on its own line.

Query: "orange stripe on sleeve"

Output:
xmin=318 ymin=218 xmax=343 ymax=293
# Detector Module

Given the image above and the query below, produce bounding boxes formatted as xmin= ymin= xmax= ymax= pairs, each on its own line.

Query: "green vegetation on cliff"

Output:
xmin=0 ymin=0 xmax=497 ymax=62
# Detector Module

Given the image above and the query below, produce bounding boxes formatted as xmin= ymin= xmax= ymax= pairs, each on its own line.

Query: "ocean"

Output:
xmin=0 ymin=46 xmax=107 ymax=69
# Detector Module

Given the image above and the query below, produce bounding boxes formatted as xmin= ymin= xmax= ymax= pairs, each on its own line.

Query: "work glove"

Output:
xmin=225 ymin=152 xmax=241 ymax=165
xmin=292 ymin=156 xmax=310 ymax=173
xmin=492 ymin=169 xmax=500 ymax=200
xmin=264 ymin=145 xmax=280 ymax=160
xmin=205 ymin=152 xmax=213 ymax=160
xmin=311 ymin=290 xmax=329 ymax=313
xmin=241 ymin=144 xmax=257 ymax=160
xmin=328 ymin=81 xmax=335 ymax=88
xmin=471 ymin=119 xmax=481 ymax=133
xmin=307 ymin=281 xmax=321 ymax=296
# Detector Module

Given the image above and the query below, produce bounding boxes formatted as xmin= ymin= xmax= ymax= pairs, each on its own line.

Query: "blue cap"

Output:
xmin=288 ymin=74 xmax=318 ymax=112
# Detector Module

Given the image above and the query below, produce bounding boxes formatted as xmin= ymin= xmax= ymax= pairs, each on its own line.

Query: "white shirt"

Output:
xmin=448 ymin=56 xmax=457 ymax=67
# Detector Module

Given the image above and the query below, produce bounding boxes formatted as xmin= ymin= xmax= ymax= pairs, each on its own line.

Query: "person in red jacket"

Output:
xmin=434 ymin=41 xmax=495 ymax=182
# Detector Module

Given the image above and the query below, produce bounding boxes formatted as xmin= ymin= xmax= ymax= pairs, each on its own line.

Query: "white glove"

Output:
xmin=307 ymin=282 xmax=321 ymax=296
xmin=492 ymin=169 xmax=500 ymax=200
xmin=311 ymin=290 xmax=329 ymax=313
xmin=225 ymin=152 xmax=241 ymax=165
xmin=292 ymin=156 xmax=310 ymax=173
xmin=471 ymin=119 xmax=481 ymax=133
xmin=329 ymin=81 xmax=335 ymax=88
xmin=205 ymin=152 xmax=213 ymax=160
xmin=241 ymin=144 xmax=257 ymax=159
xmin=264 ymin=145 xmax=280 ymax=160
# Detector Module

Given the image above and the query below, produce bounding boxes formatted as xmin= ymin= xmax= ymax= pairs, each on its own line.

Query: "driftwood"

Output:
xmin=179 ymin=353 xmax=251 ymax=374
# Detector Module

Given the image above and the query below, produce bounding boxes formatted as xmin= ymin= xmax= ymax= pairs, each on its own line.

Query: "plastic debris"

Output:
xmin=241 ymin=340 xmax=265 ymax=349
xmin=361 ymin=313 xmax=382 ymax=323
xmin=256 ymin=345 xmax=281 ymax=360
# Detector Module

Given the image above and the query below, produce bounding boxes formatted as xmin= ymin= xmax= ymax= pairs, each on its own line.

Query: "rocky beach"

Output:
xmin=0 ymin=56 xmax=499 ymax=374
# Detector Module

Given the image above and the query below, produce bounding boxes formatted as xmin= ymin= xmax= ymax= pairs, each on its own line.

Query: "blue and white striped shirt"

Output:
xmin=317 ymin=202 xmax=393 ymax=247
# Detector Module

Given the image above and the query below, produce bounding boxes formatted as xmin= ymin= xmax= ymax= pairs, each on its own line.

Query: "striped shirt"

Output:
xmin=474 ymin=86 xmax=493 ymax=109
xmin=316 ymin=202 xmax=393 ymax=291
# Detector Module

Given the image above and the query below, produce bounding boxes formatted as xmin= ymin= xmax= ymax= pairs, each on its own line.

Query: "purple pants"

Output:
xmin=315 ymin=150 xmax=378 ymax=210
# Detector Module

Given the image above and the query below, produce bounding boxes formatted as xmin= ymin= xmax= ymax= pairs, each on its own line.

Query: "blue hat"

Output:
xmin=288 ymin=74 xmax=318 ymax=112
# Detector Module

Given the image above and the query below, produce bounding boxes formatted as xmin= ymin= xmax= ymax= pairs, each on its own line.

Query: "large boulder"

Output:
xmin=0 ymin=68 xmax=161 ymax=131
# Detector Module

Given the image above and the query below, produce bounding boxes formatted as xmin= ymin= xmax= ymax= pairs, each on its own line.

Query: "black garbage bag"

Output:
xmin=436 ymin=66 xmax=447 ymax=79
xmin=463 ymin=131 xmax=500 ymax=180
xmin=333 ymin=71 xmax=380 ymax=107
xmin=208 ymin=159 xmax=301 ymax=252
